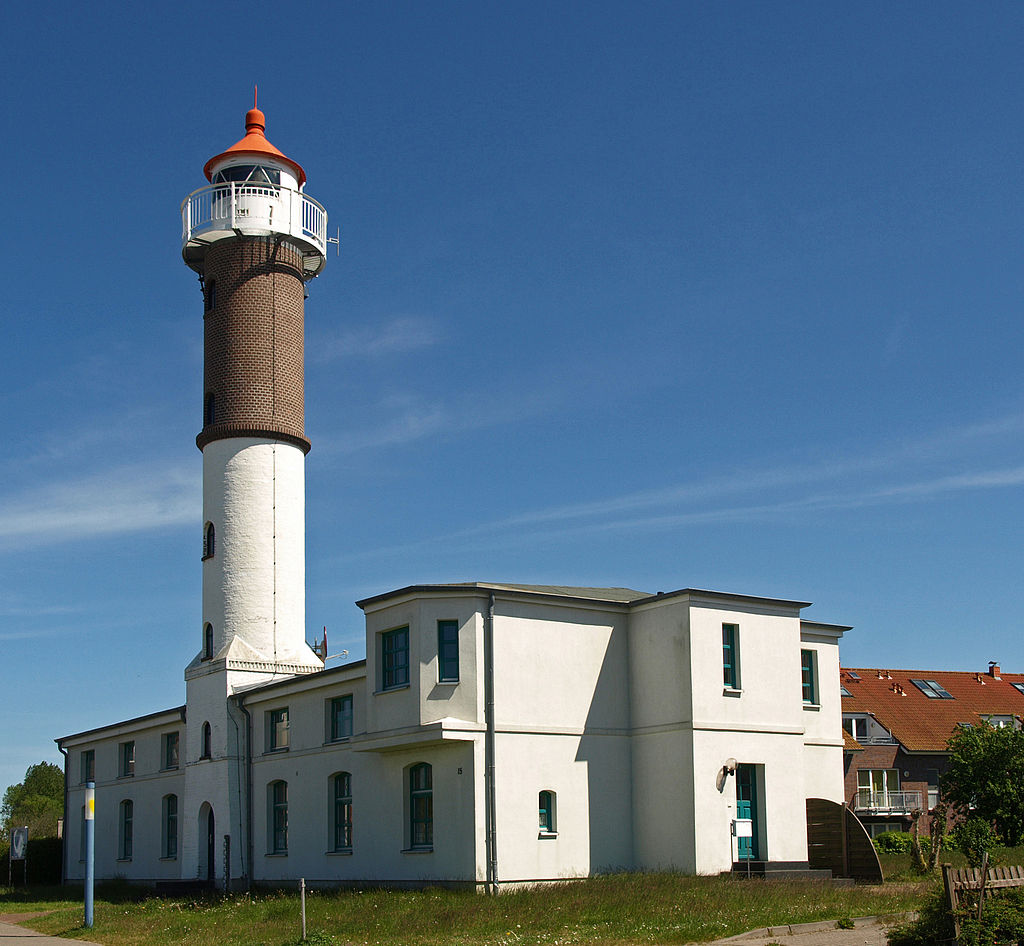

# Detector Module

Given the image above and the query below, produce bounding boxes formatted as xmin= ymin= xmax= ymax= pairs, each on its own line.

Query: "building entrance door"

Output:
xmin=736 ymin=764 xmax=759 ymax=860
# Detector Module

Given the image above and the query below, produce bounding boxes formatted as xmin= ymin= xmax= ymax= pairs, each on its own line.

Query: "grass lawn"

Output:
xmin=1 ymin=872 xmax=929 ymax=946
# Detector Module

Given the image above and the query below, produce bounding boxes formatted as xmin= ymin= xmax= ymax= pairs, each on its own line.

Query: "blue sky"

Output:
xmin=3 ymin=1 xmax=1024 ymax=794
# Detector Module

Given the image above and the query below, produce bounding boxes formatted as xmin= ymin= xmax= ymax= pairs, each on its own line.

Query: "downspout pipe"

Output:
xmin=484 ymin=592 xmax=498 ymax=893
xmin=231 ymin=693 xmax=254 ymax=891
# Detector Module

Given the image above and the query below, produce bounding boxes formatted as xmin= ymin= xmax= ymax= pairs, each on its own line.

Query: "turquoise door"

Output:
xmin=736 ymin=764 xmax=759 ymax=860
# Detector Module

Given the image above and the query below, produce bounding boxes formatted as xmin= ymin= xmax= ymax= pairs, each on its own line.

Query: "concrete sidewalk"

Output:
xmin=699 ymin=912 xmax=908 ymax=945
xmin=0 ymin=916 xmax=100 ymax=946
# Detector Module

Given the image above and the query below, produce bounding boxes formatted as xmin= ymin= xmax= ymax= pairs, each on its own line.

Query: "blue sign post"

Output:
xmin=84 ymin=781 xmax=95 ymax=929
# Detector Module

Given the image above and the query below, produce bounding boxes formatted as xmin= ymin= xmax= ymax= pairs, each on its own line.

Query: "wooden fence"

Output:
xmin=942 ymin=861 xmax=1024 ymax=942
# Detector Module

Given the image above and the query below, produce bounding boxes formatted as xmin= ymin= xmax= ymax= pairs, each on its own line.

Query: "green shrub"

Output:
xmin=953 ymin=816 xmax=1001 ymax=868
xmin=957 ymin=887 xmax=1024 ymax=946
xmin=874 ymin=831 xmax=912 ymax=854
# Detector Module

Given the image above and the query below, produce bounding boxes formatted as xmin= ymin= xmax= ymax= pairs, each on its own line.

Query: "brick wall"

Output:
xmin=197 ymin=237 xmax=310 ymax=453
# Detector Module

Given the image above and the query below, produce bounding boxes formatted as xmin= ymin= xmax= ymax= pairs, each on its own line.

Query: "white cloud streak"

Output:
xmin=311 ymin=316 xmax=440 ymax=363
xmin=0 ymin=463 xmax=197 ymax=548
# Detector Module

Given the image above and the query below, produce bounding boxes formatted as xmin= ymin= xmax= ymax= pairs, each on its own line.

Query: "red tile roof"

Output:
xmin=841 ymin=667 xmax=1024 ymax=753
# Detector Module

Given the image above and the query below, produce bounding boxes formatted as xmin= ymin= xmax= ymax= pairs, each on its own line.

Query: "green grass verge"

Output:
xmin=2 ymin=873 xmax=928 ymax=946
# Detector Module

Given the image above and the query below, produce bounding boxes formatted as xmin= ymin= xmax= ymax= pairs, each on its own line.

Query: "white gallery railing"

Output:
xmin=182 ymin=182 xmax=327 ymax=256
xmin=855 ymin=790 xmax=923 ymax=812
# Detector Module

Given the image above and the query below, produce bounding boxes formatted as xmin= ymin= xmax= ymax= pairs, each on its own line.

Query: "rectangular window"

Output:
xmin=382 ymin=626 xmax=410 ymax=690
xmin=539 ymin=790 xmax=557 ymax=835
xmin=163 ymin=732 xmax=179 ymax=770
xmin=927 ymin=769 xmax=940 ymax=810
xmin=329 ymin=696 xmax=353 ymax=742
xmin=801 ymin=649 xmax=818 ymax=704
xmin=409 ymin=763 xmax=433 ymax=849
xmin=437 ymin=620 xmax=459 ymax=682
xmin=333 ymin=773 xmax=352 ymax=851
xmin=270 ymin=781 xmax=288 ymax=853
xmin=119 ymin=800 xmax=133 ymax=859
xmin=268 ymin=708 xmax=290 ymax=752
xmin=119 ymin=741 xmax=135 ymax=778
xmin=163 ymin=795 xmax=178 ymax=859
xmin=843 ymin=715 xmax=869 ymax=741
xmin=80 ymin=749 xmax=95 ymax=784
xmin=857 ymin=768 xmax=900 ymax=808
xmin=722 ymin=624 xmax=739 ymax=689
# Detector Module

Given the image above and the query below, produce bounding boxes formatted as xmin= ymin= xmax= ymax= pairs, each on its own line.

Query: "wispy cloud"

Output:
xmin=0 ymin=462 xmax=197 ymax=548
xmin=311 ymin=316 xmax=440 ymax=363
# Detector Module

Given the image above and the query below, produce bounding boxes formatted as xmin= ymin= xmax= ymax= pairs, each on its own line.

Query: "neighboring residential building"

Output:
xmin=56 ymin=103 xmax=852 ymax=888
xmin=840 ymin=663 xmax=1024 ymax=836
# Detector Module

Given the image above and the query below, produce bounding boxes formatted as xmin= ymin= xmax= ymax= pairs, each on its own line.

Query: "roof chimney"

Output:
xmin=989 ymin=661 xmax=1001 ymax=680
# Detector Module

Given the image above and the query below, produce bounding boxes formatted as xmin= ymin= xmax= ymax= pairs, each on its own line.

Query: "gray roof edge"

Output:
xmin=630 ymin=587 xmax=813 ymax=610
xmin=57 ymin=704 xmax=187 ymax=746
xmin=356 ymin=582 xmax=650 ymax=610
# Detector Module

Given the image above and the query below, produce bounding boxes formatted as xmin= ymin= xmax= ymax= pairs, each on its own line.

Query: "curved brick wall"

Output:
xmin=196 ymin=237 xmax=310 ymax=453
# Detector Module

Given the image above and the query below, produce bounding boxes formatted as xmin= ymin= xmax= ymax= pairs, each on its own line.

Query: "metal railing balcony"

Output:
xmin=181 ymin=182 xmax=327 ymax=275
xmin=855 ymin=790 xmax=923 ymax=812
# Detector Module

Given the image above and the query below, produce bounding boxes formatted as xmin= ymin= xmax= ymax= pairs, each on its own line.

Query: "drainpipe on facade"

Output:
xmin=232 ymin=693 xmax=254 ymax=891
xmin=56 ymin=743 xmax=68 ymax=886
xmin=484 ymin=592 xmax=498 ymax=893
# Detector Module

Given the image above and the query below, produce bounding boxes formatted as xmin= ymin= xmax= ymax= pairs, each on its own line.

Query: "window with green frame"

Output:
xmin=382 ymin=626 xmax=409 ymax=690
xmin=269 ymin=780 xmax=288 ymax=853
xmin=80 ymin=749 xmax=94 ymax=784
xmin=801 ymin=649 xmax=817 ymax=704
xmin=333 ymin=772 xmax=352 ymax=851
xmin=409 ymin=763 xmax=432 ymax=849
xmin=119 ymin=799 xmax=133 ymax=859
xmin=163 ymin=794 xmax=178 ymax=859
xmin=437 ymin=620 xmax=459 ymax=682
xmin=268 ymin=708 xmax=289 ymax=751
xmin=119 ymin=740 xmax=135 ymax=778
xmin=539 ymin=790 xmax=556 ymax=835
xmin=329 ymin=695 xmax=353 ymax=742
xmin=722 ymin=624 xmax=739 ymax=689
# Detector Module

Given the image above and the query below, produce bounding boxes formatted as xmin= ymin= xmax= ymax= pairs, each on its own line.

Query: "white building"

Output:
xmin=57 ymin=104 xmax=850 ymax=889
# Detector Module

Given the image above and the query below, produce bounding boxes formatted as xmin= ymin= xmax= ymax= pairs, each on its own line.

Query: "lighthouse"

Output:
xmin=179 ymin=98 xmax=328 ymax=885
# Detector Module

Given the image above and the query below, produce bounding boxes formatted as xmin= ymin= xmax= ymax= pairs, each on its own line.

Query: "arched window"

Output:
xmin=118 ymin=799 xmax=133 ymax=859
xmin=332 ymin=772 xmax=352 ymax=852
xmin=163 ymin=794 xmax=178 ymax=859
xmin=268 ymin=780 xmax=288 ymax=854
xmin=203 ymin=522 xmax=215 ymax=559
xmin=539 ymin=790 xmax=557 ymax=836
xmin=409 ymin=763 xmax=432 ymax=850
xmin=201 ymin=722 xmax=212 ymax=760
xmin=203 ymin=623 xmax=214 ymax=660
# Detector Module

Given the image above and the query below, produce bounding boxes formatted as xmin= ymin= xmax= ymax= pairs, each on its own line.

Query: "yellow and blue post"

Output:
xmin=84 ymin=781 xmax=94 ymax=928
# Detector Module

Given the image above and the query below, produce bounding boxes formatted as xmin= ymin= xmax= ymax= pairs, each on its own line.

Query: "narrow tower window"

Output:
xmin=204 ymin=393 xmax=215 ymax=426
xmin=203 ymin=522 xmax=215 ymax=559
xmin=201 ymin=722 xmax=212 ymax=760
xmin=204 ymin=279 xmax=215 ymax=312
xmin=203 ymin=623 xmax=214 ymax=660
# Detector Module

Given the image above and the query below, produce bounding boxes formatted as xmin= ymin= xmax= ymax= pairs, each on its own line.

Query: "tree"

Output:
xmin=1 ymin=761 xmax=64 ymax=843
xmin=942 ymin=721 xmax=1024 ymax=847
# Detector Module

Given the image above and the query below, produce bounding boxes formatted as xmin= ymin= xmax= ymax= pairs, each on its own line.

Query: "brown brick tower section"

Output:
xmin=196 ymin=237 xmax=310 ymax=454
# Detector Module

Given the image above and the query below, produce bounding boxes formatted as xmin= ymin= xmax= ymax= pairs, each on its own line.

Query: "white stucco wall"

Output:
xmin=62 ymin=711 xmax=185 ymax=884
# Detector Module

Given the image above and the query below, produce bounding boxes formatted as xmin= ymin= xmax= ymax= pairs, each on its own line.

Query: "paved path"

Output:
xmin=0 ymin=917 xmax=100 ymax=946
xmin=697 ymin=913 xmax=906 ymax=945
